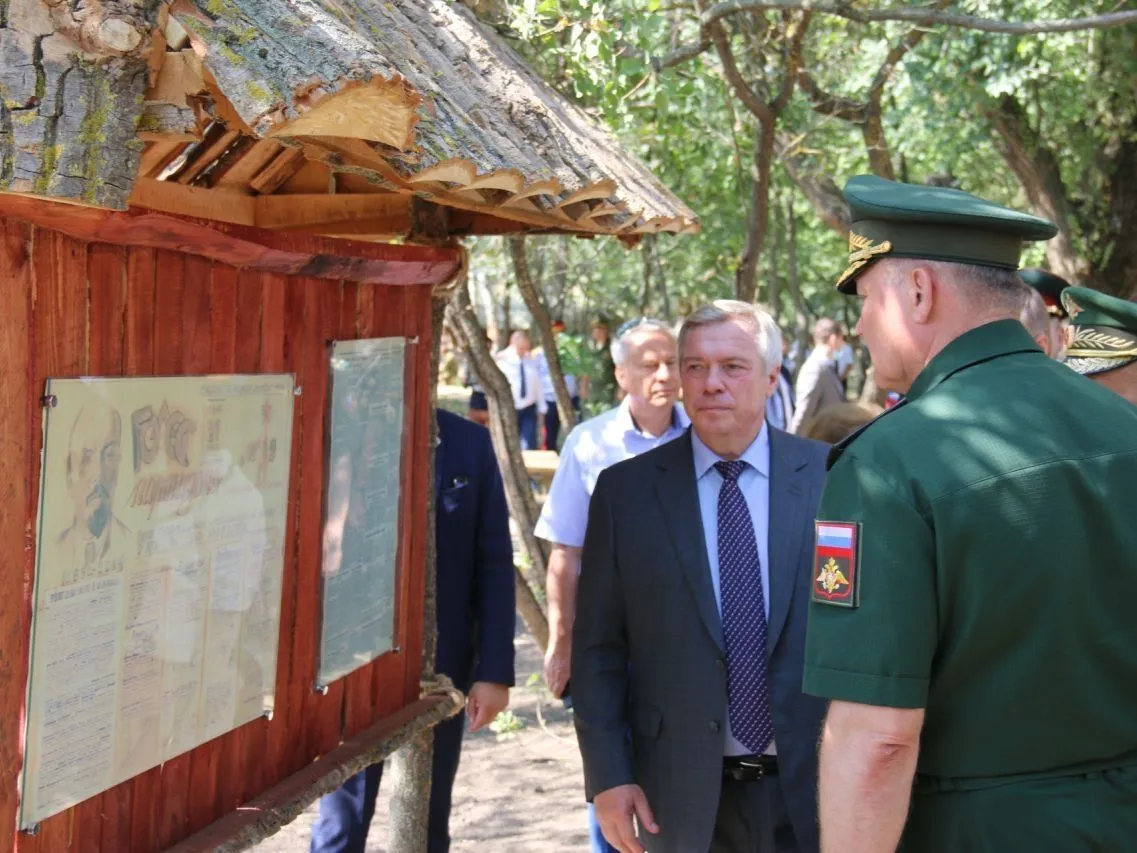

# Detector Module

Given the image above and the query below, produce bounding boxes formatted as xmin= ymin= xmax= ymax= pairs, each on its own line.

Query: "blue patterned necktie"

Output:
xmin=715 ymin=460 xmax=774 ymax=755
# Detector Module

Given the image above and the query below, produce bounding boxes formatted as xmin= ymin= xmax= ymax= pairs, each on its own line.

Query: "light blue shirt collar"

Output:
xmin=691 ymin=421 xmax=770 ymax=481
xmin=614 ymin=397 xmax=690 ymax=440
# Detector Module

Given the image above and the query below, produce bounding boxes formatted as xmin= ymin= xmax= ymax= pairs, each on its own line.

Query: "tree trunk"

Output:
xmin=736 ymin=119 xmax=777 ymax=302
xmin=1099 ymin=130 xmax=1137 ymax=298
xmin=508 ymin=236 xmax=577 ymax=438
xmin=386 ymin=297 xmax=447 ymax=853
xmin=0 ymin=0 xmax=159 ymax=207
xmin=779 ymin=139 xmax=850 ymax=236
xmin=447 ymin=279 xmax=549 ymax=649
xmin=784 ymin=194 xmax=811 ymax=382
xmin=861 ymin=105 xmax=895 ymax=180
xmin=986 ymin=94 xmax=1088 ymax=283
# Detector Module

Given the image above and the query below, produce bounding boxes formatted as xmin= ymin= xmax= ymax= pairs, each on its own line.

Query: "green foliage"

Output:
xmin=469 ymin=0 xmax=1137 ymax=322
xmin=489 ymin=709 xmax=526 ymax=737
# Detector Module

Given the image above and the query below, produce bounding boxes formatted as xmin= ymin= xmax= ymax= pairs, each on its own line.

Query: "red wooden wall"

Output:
xmin=0 ymin=215 xmax=440 ymax=852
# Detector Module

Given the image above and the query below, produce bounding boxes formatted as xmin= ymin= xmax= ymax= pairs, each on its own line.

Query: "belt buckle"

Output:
xmin=738 ymin=759 xmax=766 ymax=780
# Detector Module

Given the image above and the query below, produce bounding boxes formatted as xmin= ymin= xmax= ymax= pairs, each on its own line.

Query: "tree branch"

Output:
xmin=655 ymin=35 xmax=713 ymax=71
xmin=796 ymin=67 xmax=867 ymax=122
xmin=868 ymin=0 xmax=953 ymax=99
xmin=659 ymin=3 xmax=1137 ymax=72
xmin=702 ymin=1 xmax=1137 ymax=35
xmin=697 ymin=0 xmax=774 ymax=122
xmin=773 ymin=11 xmax=811 ymax=112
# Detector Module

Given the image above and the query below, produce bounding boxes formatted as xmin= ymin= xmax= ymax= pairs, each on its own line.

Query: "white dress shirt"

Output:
xmin=495 ymin=346 xmax=545 ymax=413
xmin=691 ymin=424 xmax=775 ymax=757
xmin=534 ymin=399 xmax=689 ymax=548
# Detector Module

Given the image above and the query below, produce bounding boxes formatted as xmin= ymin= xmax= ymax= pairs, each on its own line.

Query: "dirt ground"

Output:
xmin=250 ymin=629 xmax=592 ymax=853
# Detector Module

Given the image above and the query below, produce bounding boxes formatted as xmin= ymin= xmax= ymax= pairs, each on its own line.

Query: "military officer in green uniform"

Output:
xmin=1061 ymin=285 xmax=1137 ymax=406
xmin=802 ymin=175 xmax=1137 ymax=853
xmin=1018 ymin=268 xmax=1071 ymax=359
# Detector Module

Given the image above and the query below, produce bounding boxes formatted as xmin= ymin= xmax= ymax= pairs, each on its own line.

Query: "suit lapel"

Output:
xmin=766 ymin=428 xmax=809 ymax=654
xmin=654 ymin=431 xmax=725 ymax=653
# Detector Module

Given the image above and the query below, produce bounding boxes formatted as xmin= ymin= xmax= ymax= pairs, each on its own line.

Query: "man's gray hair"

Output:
xmin=679 ymin=300 xmax=783 ymax=372
xmin=610 ymin=318 xmax=676 ymax=366
xmin=895 ymin=259 xmax=1028 ymax=312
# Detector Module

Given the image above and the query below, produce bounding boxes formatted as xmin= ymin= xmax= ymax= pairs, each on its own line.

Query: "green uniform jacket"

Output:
xmin=803 ymin=320 xmax=1137 ymax=851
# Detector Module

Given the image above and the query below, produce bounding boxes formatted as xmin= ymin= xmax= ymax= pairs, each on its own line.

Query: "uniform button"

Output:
xmin=709 ymin=720 xmax=721 ymax=733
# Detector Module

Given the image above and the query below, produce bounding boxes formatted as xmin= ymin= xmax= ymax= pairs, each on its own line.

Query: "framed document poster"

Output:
xmin=20 ymin=375 xmax=295 ymax=829
xmin=317 ymin=337 xmax=407 ymax=688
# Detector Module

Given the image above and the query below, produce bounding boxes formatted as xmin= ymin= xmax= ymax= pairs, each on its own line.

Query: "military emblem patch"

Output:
xmin=812 ymin=522 xmax=859 ymax=607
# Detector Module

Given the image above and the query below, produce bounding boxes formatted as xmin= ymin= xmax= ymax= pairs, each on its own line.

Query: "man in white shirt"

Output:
xmin=534 ymin=318 xmax=687 ymax=853
xmin=495 ymin=330 xmax=545 ymax=450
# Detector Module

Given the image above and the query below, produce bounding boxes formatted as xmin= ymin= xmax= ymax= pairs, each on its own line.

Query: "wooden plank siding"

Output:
xmin=0 ymin=215 xmax=436 ymax=853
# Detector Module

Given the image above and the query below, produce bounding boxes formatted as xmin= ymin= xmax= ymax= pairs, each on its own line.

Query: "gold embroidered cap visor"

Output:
xmin=836 ymin=176 xmax=1059 ymax=294
xmin=1061 ymin=285 xmax=1137 ymax=376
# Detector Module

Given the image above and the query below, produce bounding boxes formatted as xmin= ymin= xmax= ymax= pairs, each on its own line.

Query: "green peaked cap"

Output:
xmin=836 ymin=176 xmax=1058 ymax=294
xmin=1061 ymin=286 xmax=1137 ymax=376
xmin=1019 ymin=268 xmax=1071 ymax=318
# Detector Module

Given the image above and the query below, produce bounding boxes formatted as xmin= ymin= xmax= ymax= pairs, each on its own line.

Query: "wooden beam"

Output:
xmin=213 ymin=139 xmax=282 ymax=189
xmin=253 ymin=193 xmax=412 ymax=231
xmin=0 ymin=192 xmax=463 ymax=286
xmin=128 ymin=178 xmax=256 ymax=225
xmin=176 ymin=129 xmax=243 ymax=185
xmin=249 ymin=148 xmax=308 ymax=195
xmin=278 ymin=161 xmax=335 ymax=195
xmin=165 ymin=696 xmax=457 ymax=853
xmin=139 ymin=141 xmax=188 ymax=179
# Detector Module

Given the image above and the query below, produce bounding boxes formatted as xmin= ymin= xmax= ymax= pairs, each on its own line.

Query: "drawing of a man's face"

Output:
xmin=66 ymin=400 xmax=123 ymax=538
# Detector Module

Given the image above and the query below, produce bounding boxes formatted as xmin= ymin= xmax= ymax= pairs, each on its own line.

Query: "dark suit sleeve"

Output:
xmin=571 ymin=470 xmax=634 ymax=800
xmin=471 ymin=427 xmax=516 ymax=687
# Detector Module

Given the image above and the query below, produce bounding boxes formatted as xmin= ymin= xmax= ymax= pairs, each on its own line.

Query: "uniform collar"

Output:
xmin=906 ymin=319 xmax=1040 ymax=402
xmin=614 ymin=397 xmax=689 ymax=437
xmin=691 ymin=420 xmax=770 ymax=480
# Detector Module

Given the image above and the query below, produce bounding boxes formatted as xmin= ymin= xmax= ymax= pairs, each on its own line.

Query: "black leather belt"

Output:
xmin=723 ymin=754 xmax=778 ymax=782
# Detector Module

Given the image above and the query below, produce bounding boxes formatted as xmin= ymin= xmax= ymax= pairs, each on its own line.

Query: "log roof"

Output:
xmin=0 ymin=0 xmax=698 ymax=240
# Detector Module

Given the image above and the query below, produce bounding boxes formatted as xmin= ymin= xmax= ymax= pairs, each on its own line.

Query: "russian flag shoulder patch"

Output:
xmin=812 ymin=521 xmax=860 ymax=607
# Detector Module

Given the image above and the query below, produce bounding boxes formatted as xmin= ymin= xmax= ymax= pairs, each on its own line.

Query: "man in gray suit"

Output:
xmin=789 ymin=318 xmax=846 ymax=434
xmin=573 ymin=301 xmax=828 ymax=853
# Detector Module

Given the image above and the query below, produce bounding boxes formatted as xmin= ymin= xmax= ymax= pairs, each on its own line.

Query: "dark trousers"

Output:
xmin=543 ymin=396 xmax=580 ymax=450
xmin=709 ymin=776 xmax=800 ymax=853
xmin=309 ymin=711 xmax=466 ymax=853
xmin=517 ymin=403 xmax=538 ymax=450
xmin=544 ymin=400 xmax=560 ymax=449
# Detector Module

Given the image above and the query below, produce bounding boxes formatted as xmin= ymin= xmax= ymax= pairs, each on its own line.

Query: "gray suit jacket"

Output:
xmin=789 ymin=352 xmax=845 ymax=434
xmin=573 ymin=428 xmax=828 ymax=853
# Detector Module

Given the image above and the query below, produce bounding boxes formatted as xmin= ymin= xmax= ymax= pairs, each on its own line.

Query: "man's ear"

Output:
xmin=765 ymin=366 xmax=780 ymax=400
xmin=909 ymin=264 xmax=936 ymax=325
xmin=614 ymin=364 xmax=628 ymax=392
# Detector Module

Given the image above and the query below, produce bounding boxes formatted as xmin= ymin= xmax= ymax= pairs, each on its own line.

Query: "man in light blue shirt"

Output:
xmin=534 ymin=318 xmax=687 ymax=853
